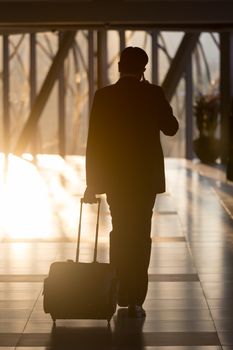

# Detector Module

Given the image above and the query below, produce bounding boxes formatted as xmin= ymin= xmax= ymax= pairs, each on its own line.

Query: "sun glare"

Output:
xmin=0 ymin=153 xmax=56 ymax=240
xmin=0 ymin=153 xmax=109 ymax=243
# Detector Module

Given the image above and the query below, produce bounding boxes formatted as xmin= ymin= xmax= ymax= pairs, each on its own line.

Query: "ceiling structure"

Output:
xmin=0 ymin=0 xmax=232 ymax=33
xmin=0 ymin=0 xmax=232 ymax=159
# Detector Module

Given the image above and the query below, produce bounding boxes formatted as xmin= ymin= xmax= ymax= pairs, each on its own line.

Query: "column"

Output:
xmin=58 ymin=31 xmax=66 ymax=158
xmin=30 ymin=33 xmax=37 ymax=158
xmin=97 ymin=30 xmax=108 ymax=89
xmin=220 ymin=32 xmax=233 ymax=163
xmin=151 ymin=30 xmax=159 ymax=85
xmin=185 ymin=54 xmax=193 ymax=160
xmin=3 ymin=34 xmax=10 ymax=156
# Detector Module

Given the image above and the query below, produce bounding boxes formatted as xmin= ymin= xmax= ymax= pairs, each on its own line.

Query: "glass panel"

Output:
xmin=65 ymin=30 xmax=89 ymax=155
xmin=9 ymin=34 xmax=30 ymax=151
xmin=37 ymin=32 xmax=58 ymax=154
xmin=108 ymin=30 xmax=120 ymax=84
xmin=0 ymin=30 xmax=221 ymax=158
xmin=0 ymin=35 xmax=2 ymax=151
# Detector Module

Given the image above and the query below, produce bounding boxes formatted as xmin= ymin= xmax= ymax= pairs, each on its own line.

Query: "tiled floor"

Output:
xmin=0 ymin=154 xmax=233 ymax=349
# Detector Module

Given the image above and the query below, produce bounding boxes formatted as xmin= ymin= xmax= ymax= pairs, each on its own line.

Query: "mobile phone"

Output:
xmin=141 ymin=73 xmax=149 ymax=84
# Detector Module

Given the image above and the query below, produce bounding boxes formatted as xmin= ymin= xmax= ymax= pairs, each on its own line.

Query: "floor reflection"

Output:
xmin=0 ymin=156 xmax=233 ymax=348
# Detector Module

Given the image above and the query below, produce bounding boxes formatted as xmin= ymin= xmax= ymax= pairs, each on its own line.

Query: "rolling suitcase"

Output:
xmin=43 ymin=198 xmax=117 ymax=324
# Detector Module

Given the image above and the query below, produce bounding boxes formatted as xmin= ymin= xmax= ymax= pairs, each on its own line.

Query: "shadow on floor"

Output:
xmin=47 ymin=308 xmax=145 ymax=349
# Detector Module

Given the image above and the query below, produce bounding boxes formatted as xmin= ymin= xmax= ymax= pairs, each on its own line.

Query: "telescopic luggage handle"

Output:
xmin=76 ymin=198 xmax=101 ymax=263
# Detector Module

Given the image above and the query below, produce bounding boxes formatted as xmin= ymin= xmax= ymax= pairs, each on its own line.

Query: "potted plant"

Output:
xmin=193 ymin=92 xmax=220 ymax=163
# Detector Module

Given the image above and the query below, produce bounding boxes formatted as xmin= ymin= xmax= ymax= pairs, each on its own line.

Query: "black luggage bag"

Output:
xmin=43 ymin=198 xmax=117 ymax=324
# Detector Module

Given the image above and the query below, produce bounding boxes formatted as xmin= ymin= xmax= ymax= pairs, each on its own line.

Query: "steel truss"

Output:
xmin=0 ymin=29 xmax=232 ymax=161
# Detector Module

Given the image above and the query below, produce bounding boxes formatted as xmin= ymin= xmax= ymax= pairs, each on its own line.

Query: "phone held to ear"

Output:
xmin=141 ymin=73 xmax=150 ymax=84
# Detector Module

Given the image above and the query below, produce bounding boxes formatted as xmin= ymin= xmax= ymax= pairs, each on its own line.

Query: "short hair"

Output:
xmin=119 ymin=47 xmax=148 ymax=74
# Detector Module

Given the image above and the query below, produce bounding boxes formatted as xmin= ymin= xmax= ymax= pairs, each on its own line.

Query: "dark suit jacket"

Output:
xmin=86 ymin=76 xmax=179 ymax=195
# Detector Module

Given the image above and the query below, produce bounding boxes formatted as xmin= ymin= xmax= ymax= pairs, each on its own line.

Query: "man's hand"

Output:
xmin=83 ymin=187 xmax=98 ymax=204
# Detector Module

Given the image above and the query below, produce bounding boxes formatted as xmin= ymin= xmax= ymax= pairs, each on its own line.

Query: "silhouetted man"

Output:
xmin=84 ymin=47 xmax=179 ymax=317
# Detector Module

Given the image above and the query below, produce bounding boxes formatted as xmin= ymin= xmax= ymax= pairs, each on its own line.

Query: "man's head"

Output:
xmin=118 ymin=47 xmax=148 ymax=77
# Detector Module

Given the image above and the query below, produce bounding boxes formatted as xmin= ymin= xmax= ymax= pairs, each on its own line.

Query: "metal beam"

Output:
xmin=185 ymin=54 xmax=193 ymax=160
xmin=162 ymin=33 xmax=200 ymax=101
xmin=97 ymin=30 xmax=108 ymax=89
xmin=119 ymin=29 xmax=125 ymax=53
xmin=30 ymin=33 xmax=37 ymax=157
xmin=151 ymin=30 xmax=159 ymax=84
xmin=88 ymin=30 xmax=95 ymax=113
xmin=14 ymin=30 xmax=76 ymax=155
xmin=30 ymin=33 xmax=36 ymax=105
xmin=3 ymin=34 xmax=10 ymax=155
xmin=58 ymin=31 xmax=66 ymax=158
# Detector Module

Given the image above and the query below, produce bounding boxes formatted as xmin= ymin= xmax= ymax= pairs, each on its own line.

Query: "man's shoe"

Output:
xmin=128 ymin=304 xmax=146 ymax=318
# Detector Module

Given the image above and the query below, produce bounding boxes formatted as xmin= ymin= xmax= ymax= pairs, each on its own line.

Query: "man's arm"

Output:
xmin=156 ymin=86 xmax=179 ymax=136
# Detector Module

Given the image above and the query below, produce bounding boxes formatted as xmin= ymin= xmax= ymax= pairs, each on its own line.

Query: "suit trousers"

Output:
xmin=106 ymin=190 xmax=156 ymax=306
